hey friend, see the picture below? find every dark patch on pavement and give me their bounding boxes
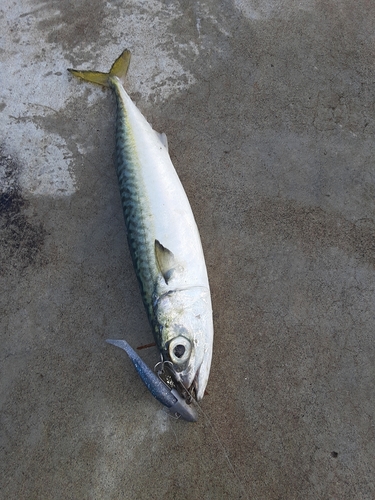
[246,198,375,267]
[0,147,46,275]
[37,0,109,62]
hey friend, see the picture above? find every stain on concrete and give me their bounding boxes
[38,1,108,53]
[245,198,375,267]
[0,147,46,275]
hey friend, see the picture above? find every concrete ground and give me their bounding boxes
[1,0,375,498]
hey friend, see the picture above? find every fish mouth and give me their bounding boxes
[157,360,196,403]
[190,354,212,401]
[190,365,206,401]
[165,361,207,403]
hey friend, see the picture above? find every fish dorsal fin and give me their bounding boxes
[155,239,176,284]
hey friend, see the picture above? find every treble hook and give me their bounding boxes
[106,339,198,422]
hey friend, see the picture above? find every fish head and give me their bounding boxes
[155,286,213,401]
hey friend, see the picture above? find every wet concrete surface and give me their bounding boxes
[1,0,375,498]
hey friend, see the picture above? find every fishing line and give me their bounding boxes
[184,393,250,500]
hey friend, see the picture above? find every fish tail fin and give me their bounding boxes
[68,49,131,87]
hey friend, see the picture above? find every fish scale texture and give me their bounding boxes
[113,83,158,333]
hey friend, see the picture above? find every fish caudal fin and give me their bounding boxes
[68,49,131,87]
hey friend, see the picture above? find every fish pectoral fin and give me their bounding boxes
[155,239,177,284]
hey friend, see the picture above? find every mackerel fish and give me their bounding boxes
[68,50,213,421]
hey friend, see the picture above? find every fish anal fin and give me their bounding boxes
[155,239,176,284]
[159,132,168,150]
[153,131,168,150]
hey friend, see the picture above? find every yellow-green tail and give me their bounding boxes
[68,49,131,86]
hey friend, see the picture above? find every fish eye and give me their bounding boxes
[169,336,192,365]
[173,344,185,358]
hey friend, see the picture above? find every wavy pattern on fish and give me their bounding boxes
[113,91,157,329]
